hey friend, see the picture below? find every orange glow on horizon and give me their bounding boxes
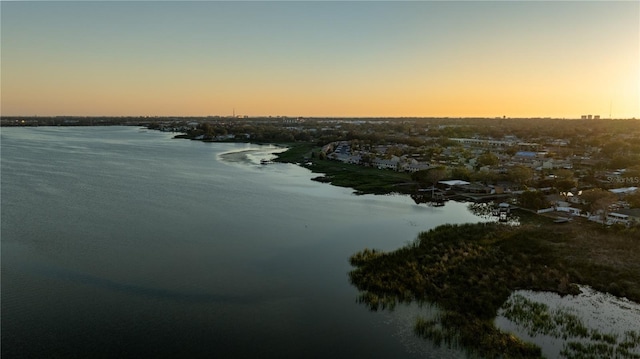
[1,1,638,119]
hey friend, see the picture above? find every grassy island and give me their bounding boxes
[349,215,640,358]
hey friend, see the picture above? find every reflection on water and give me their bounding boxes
[380,303,467,359]
[7,127,635,358]
[2,127,487,358]
[31,263,275,304]
[349,222,552,358]
[496,286,640,359]
[467,202,521,226]
[349,218,640,358]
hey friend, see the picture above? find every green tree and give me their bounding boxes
[199,123,214,136]
[601,140,628,158]
[554,169,574,181]
[518,190,550,210]
[451,166,472,181]
[504,146,518,156]
[472,169,498,185]
[385,146,403,158]
[425,146,443,158]
[477,151,499,167]
[507,166,533,188]
[412,167,448,194]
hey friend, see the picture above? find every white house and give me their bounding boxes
[372,156,400,170]
[405,162,431,173]
[606,212,630,226]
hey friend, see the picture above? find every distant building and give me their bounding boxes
[372,157,400,170]
[281,117,305,124]
[606,212,630,226]
[609,187,638,197]
[514,151,538,158]
[439,180,471,188]
[405,162,431,173]
[616,208,640,226]
[449,138,514,147]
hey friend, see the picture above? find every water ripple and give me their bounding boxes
[32,264,271,305]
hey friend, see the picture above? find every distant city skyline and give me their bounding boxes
[1,1,638,119]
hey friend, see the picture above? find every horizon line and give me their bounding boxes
[2,115,638,120]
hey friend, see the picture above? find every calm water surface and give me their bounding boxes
[2,127,485,358]
[496,286,640,359]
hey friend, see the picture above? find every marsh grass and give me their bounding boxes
[274,144,414,194]
[349,219,640,358]
[307,159,412,194]
[272,142,316,163]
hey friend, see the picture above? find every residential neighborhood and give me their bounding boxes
[3,115,640,226]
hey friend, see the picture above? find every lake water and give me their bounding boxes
[496,286,640,359]
[1,126,486,358]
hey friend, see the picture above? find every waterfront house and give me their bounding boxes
[606,212,630,226]
[405,162,432,173]
[614,208,640,226]
[372,156,400,170]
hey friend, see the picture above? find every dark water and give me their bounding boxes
[1,127,484,358]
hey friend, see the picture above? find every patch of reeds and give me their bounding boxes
[348,220,640,358]
[414,311,542,358]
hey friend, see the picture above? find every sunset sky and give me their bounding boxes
[2,1,638,118]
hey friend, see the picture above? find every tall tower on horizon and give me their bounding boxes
[609,101,612,119]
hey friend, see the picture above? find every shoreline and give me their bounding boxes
[349,219,640,358]
[217,145,287,164]
[164,129,640,356]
